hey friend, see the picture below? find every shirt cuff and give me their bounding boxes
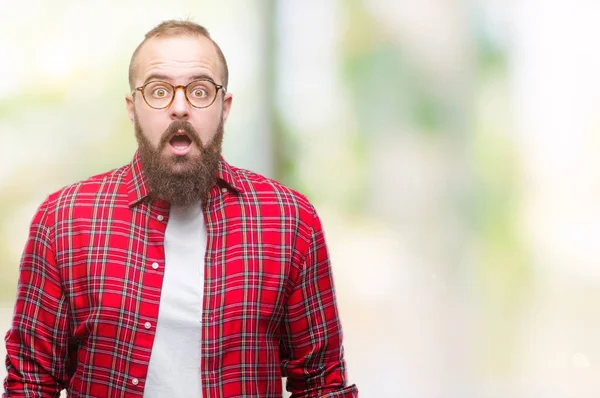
[321,384,359,397]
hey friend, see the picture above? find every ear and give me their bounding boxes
[221,92,233,124]
[125,94,135,124]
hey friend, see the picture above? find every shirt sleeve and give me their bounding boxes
[279,205,358,398]
[3,198,70,397]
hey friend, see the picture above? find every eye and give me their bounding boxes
[152,87,168,98]
[192,88,207,98]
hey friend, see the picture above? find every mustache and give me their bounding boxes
[158,121,203,149]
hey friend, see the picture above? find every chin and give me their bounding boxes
[165,155,198,173]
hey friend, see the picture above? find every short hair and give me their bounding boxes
[128,20,229,91]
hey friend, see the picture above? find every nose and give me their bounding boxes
[169,87,190,120]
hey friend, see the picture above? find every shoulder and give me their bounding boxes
[44,163,130,214]
[24,163,130,240]
[229,165,317,219]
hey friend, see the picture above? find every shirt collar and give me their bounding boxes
[126,150,243,207]
[215,155,243,194]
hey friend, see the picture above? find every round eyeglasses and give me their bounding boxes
[134,79,225,109]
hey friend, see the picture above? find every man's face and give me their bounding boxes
[125,35,233,204]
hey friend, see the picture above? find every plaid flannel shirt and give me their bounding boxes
[4,151,358,397]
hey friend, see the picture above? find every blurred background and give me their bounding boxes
[1,0,600,396]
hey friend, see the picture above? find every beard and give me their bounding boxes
[134,115,224,206]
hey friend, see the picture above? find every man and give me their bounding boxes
[3,20,358,397]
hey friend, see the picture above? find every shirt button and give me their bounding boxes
[221,188,227,193]
[157,215,164,221]
[151,262,159,270]
[144,322,152,330]
[131,378,139,386]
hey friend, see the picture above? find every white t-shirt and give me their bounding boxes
[144,203,206,397]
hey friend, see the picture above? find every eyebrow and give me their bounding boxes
[142,73,218,86]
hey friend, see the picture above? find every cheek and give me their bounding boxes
[192,110,222,139]
[137,112,167,145]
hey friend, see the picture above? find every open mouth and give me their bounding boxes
[168,130,193,155]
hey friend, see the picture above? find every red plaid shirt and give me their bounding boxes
[4,152,357,397]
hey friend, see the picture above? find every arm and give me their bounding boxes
[280,206,358,398]
[3,199,70,397]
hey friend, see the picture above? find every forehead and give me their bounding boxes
[134,35,221,84]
